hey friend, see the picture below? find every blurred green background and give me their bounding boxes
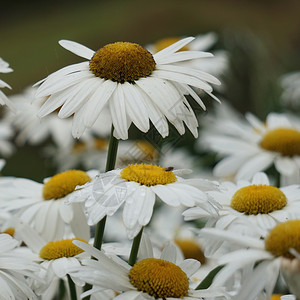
[1,0,300,180]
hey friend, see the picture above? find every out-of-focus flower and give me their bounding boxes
[280,71,300,109]
[0,58,15,110]
[201,112,300,181]
[0,169,98,241]
[0,233,41,299]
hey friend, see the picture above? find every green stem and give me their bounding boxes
[105,126,119,172]
[58,278,66,299]
[128,227,144,266]
[93,216,107,251]
[195,266,223,290]
[67,274,77,300]
[275,169,281,188]
[93,126,119,251]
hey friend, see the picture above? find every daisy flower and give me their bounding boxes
[0,169,98,241]
[0,57,15,110]
[15,221,88,299]
[184,172,300,237]
[69,239,228,299]
[35,37,221,140]
[68,163,219,239]
[202,112,300,181]
[0,233,41,299]
[198,220,300,300]
[147,32,228,78]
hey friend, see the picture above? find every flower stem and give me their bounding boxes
[105,126,119,172]
[275,169,281,188]
[67,274,77,300]
[93,126,119,251]
[195,265,223,290]
[128,227,144,266]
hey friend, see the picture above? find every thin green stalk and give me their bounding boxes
[67,274,77,300]
[195,266,223,290]
[93,216,107,251]
[128,227,144,266]
[58,278,66,299]
[93,125,119,251]
[105,125,119,172]
[275,169,281,188]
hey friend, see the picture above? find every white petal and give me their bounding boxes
[59,40,95,60]
[83,79,117,128]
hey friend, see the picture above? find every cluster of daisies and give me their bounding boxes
[0,32,299,300]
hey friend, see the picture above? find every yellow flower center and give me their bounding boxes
[43,170,91,200]
[3,227,15,237]
[135,140,158,161]
[175,239,206,264]
[271,295,283,300]
[120,164,177,186]
[72,138,108,154]
[129,258,189,299]
[265,220,300,258]
[260,128,300,156]
[230,185,287,215]
[94,138,108,150]
[72,141,87,153]
[89,42,156,83]
[154,37,189,53]
[39,238,87,260]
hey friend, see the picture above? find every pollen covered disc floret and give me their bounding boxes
[265,220,300,258]
[120,163,177,186]
[260,128,300,156]
[43,169,91,200]
[230,184,287,215]
[89,42,156,83]
[39,238,87,260]
[129,258,189,299]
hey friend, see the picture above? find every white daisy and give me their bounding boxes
[184,172,300,237]
[15,221,88,300]
[280,71,300,109]
[0,233,41,299]
[68,163,219,239]
[147,32,228,78]
[35,37,221,140]
[0,169,98,241]
[202,112,300,181]
[70,239,228,299]
[198,220,300,300]
[0,57,15,110]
